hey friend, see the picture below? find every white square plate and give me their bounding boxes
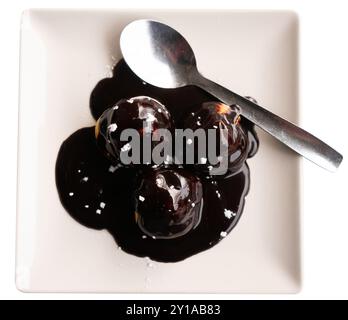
[16,9,300,293]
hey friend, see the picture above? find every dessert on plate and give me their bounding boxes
[55,59,259,262]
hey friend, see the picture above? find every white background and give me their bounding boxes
[1,0,347,299]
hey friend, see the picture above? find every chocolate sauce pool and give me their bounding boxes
[55,59,259,262]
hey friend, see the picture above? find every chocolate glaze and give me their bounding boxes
[180,102,250,176]
[135,168,204,240]
[55,59,259,262]
[95,96,174,166]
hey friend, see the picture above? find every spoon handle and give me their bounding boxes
[193,75,343,172]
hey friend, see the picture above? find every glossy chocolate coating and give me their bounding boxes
[95,96,173,165]
[135,168,203,239]
[181,101,249,175]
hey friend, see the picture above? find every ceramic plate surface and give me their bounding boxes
[17,9,300,293]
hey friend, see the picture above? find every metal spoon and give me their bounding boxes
[120,19,343,171]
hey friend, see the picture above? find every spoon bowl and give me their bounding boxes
[120,19,197,88]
